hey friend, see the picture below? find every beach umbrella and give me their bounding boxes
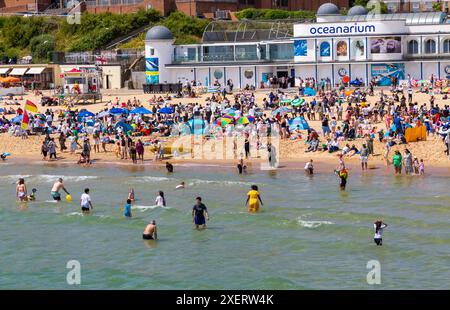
[78,110,95,118]
[223,108,236,114]
[304,87,316,96]
[114,121,133,133]
[291,98,305,107]
[158,107,174,114]
[289,117,310,130]
[36,113,46,121]
[215,117,232,127]
[130,107,152,115]
[236,116,255,125]
[110,108,127,115]
[280,98,292,104]
[2,76,20,83]
[223,113,235,119]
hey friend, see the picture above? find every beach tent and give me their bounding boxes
[0,108,6,113]
[130,107,152,115]
[289,117,310,130]
[304,88,316,96]
[272,106,292,116]
[158,107,174,114]
[11,115,23,123]
[110,108,128,115]
[97,111,110,118]
[188,118,208,135]
[405,125,427,142]
[114,121,133,133]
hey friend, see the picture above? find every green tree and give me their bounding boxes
[432,2,442,12]
[30,34,56,62]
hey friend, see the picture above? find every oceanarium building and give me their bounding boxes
[144,3,450,88]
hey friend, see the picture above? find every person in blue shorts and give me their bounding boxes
[192,196,209,229]
[124,199,132,218]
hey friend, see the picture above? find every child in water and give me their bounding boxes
[124,199,132,218]
[27,188,37,201]
[245,185,263,212]
[419,159,425,175]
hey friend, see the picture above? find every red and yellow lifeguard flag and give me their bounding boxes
[25,100,38,113]
[21,110,29,130]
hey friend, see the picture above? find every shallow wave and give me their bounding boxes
[2,175,32,182]
[132,205,170,211]
[297,218,334,228]
[38,175,98,183]
[66,212,83,216]
[134,176,173,183]
[189,179,254,186]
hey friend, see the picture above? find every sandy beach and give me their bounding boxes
[1,88,449,172]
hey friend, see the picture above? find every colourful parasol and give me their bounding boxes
[215,117,232,127]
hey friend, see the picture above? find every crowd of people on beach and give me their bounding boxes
[1,76,448,171]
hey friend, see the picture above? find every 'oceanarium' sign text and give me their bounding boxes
[294,21,407,37]
[310,24,375,35]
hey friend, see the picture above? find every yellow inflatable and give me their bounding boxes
[66,194,72,202]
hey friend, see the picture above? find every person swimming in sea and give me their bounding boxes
[166,162,174,173]
[245,185,263,212]
[192,196,209,229]
[124,199,132,218]
[143,220,157,240]
[373,220,388,246]
[175,181,185,190]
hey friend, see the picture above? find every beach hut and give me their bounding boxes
[289,117,310,130]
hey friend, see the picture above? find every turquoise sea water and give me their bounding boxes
[0,163,449,289]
